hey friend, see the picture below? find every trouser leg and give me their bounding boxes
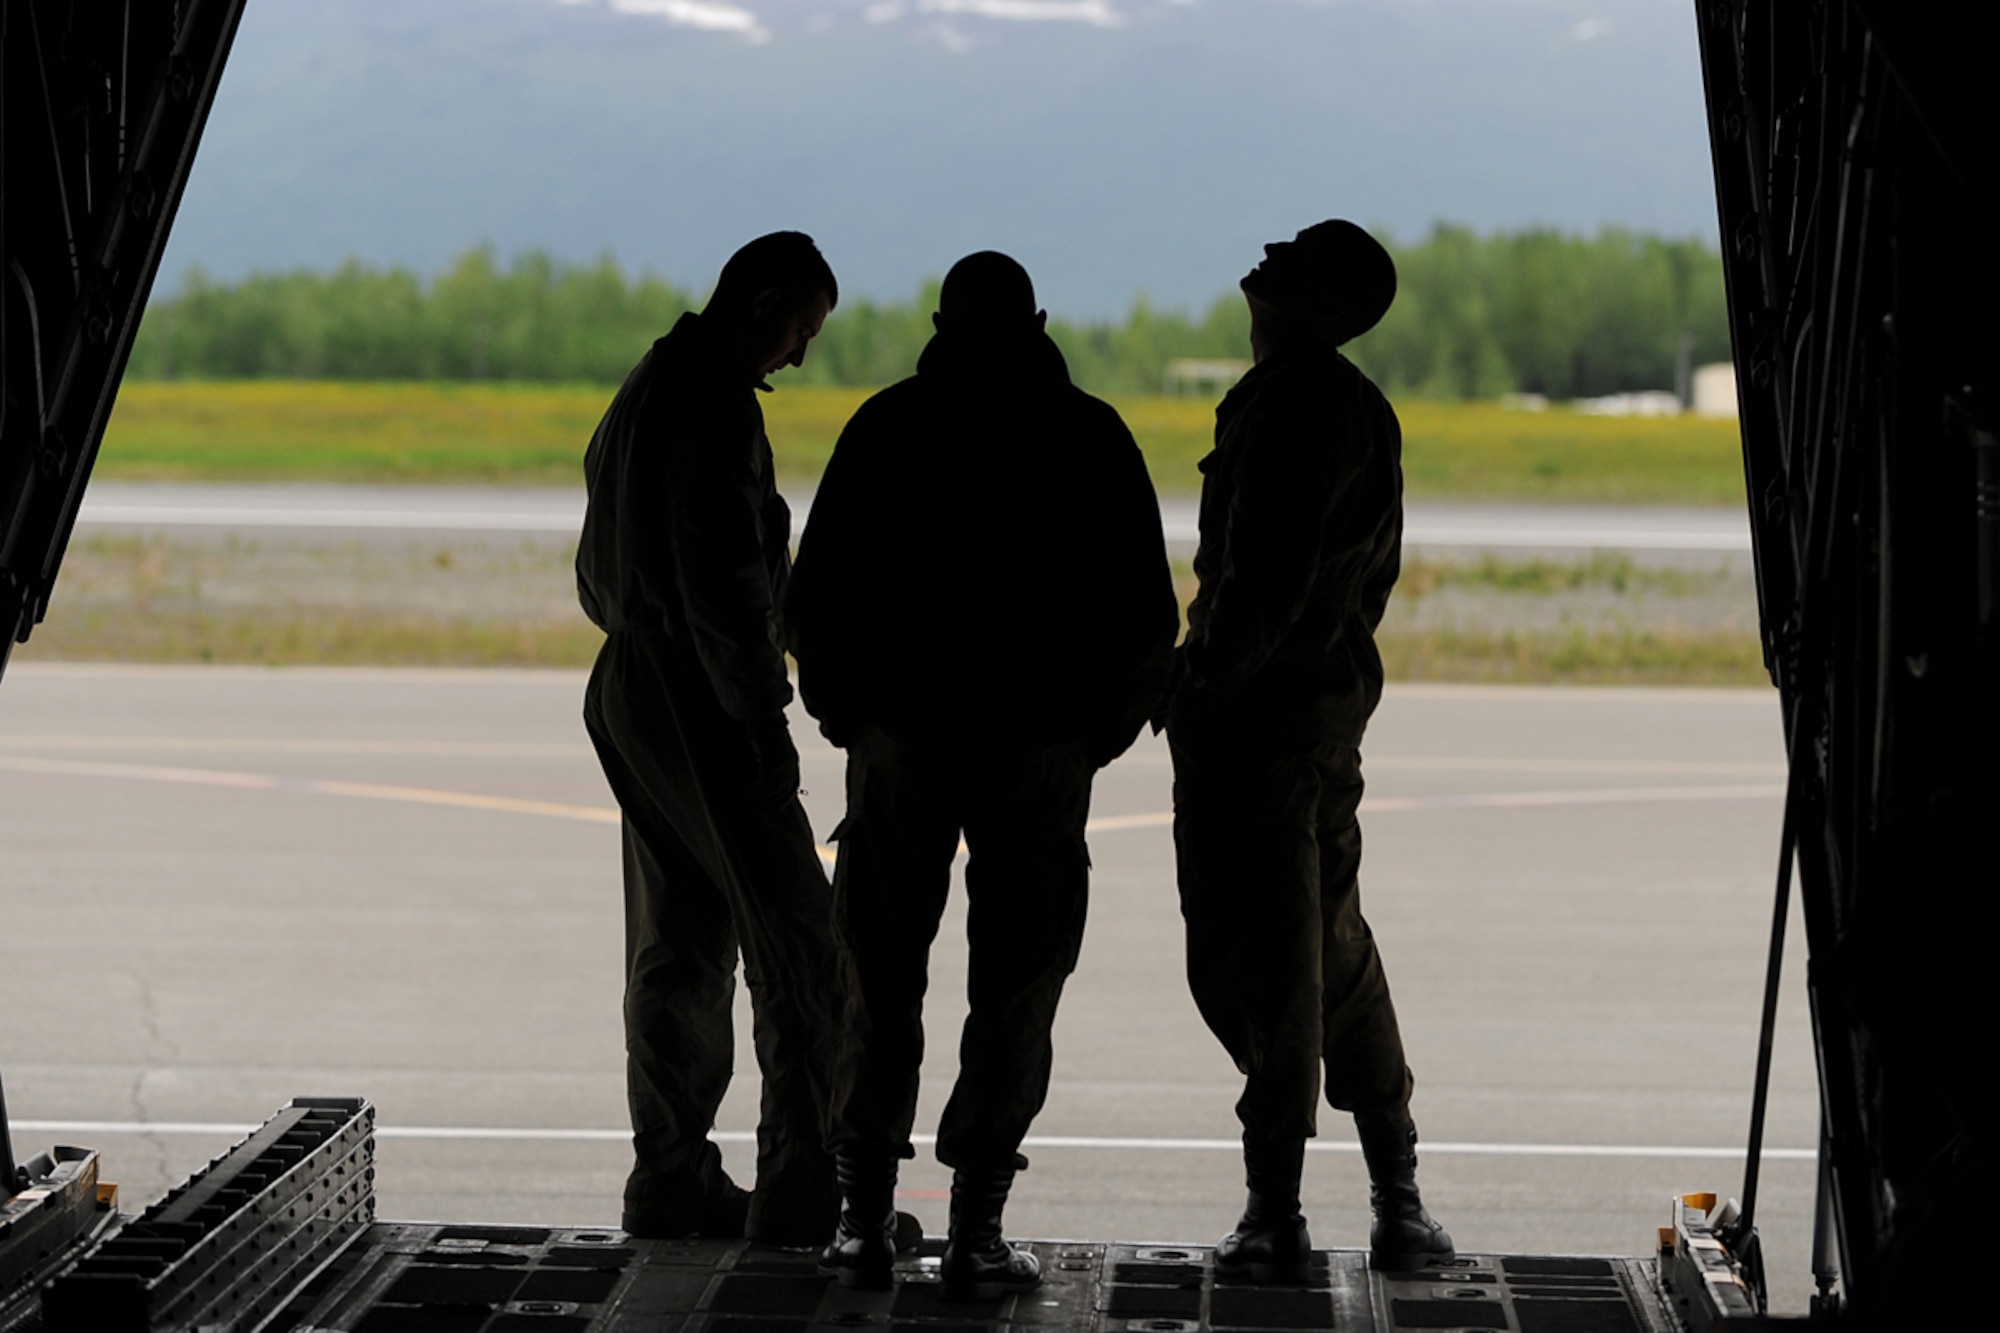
[1309,744,1446,1268]
[936,746,1094,1171]
[1316,744,1414,1120]
[588,646,741,1214]
[614,793,740,1212]
[1171,722,1325,1147]
[828,735,958,1161]
[714,790,842,1216]
[587,635,840,1225]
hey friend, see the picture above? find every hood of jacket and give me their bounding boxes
[915,325,1072,386]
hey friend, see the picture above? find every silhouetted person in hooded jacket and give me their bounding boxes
[788,251,1177,1298]
[1166,221,1453,1280]
[577,230,841,1247]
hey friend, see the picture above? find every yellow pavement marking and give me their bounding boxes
[1364,756,1785,777]
[10,1118,1815,1161]
[1360,782,1784,810]
[1079,782,1782,831]
[0,754,278,790]
[0,754,618,824]
[0,734,592,757]
[0,752,841,863]
[1108,751,1784,776]
[0,754,1780,871]
[0,734,1781,777]
[1085,811,1175,832]
[311,777,621,823]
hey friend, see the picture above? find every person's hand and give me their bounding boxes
[1150,646,1189,734]
[744,714,802,808]
[817,712,859,749]
[1086,728,1132,770]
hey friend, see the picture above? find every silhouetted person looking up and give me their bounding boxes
[577,230,844,1247]
[788,251,1178,1298]
[1165,221,1454,1280]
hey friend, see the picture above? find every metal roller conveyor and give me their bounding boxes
[38,1097,374,1333]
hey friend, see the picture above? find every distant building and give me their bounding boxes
[1163,358,1251,397]
[1574,390,1684,417]
[1692,362,1738,418]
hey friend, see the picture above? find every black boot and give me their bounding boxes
[621,1180,748,1239]
[1214,1136,1311,1283]
[941,1165,1041,1301]
[747,1169,840,1249]
[621,1151,749,1239]
[819,1150,899,1290]
[1357,1116,1454,1271]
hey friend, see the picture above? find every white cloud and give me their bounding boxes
[917,0,1123,28]
[933,21,977,52]
[1573,18,1611,42]
[560,0,773,43]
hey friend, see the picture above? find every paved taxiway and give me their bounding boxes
[76,481,1751,560]
[0,665,1822,1309]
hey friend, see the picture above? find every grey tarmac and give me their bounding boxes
[0,665,1821,1311]
[77,481,1750,560]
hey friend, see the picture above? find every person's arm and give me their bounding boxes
[1184,377,1362,690]
[665,396,794,723]
[785,405,878,745]
[1081,409,1181,764]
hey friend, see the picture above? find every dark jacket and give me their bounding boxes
[1179,344,1402,740]
[576,311,795,723]
[787,327,1178,761]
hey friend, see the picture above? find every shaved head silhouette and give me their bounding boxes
[938,251,1039,330]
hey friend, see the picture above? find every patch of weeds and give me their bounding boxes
[80,533,205,608]
[17,610,605,668]
[1380,625,1768,687]
[16,604,1766,686]
[1397,552,1726,603]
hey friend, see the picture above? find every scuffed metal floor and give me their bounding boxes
[270,1223,1683,1331]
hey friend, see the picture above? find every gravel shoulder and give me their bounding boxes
[23,516,1767,685]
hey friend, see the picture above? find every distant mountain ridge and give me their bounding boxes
[167,0,1717,316]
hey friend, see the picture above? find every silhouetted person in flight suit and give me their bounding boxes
[788,251,1178,1298]
[577,231,842,1246]
[1166,221,1453,1279]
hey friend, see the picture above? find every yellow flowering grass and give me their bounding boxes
[100,381,1745,503]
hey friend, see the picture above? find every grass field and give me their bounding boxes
[25,533,1769,686]
[19,600,1768,684]
[98,381,1749,503]
[20,611,1768,686]
[20,604,1768,686]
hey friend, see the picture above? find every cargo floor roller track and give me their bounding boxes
[4,1100,1715,1332]
[267,1225,1686,1333]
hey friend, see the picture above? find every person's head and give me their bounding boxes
[704,231,839,376]
[1240,220,1396,354]
[933,250,1047,339]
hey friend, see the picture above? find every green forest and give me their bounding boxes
[123,224,1731,401]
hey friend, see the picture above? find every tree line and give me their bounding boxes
[123,225,1730,401]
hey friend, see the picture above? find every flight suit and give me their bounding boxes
[577,312,839,1232]
[1168,344,1414,1151]
[787,327,1178,1172]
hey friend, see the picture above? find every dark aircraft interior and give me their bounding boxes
[2,3,1994,1328]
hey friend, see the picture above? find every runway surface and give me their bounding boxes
[0,665,1821,1309]
[77,481,1751,558]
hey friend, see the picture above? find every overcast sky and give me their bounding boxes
[163,0,1719,315]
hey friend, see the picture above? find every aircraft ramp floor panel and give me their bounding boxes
[268,1224,1684,1332]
